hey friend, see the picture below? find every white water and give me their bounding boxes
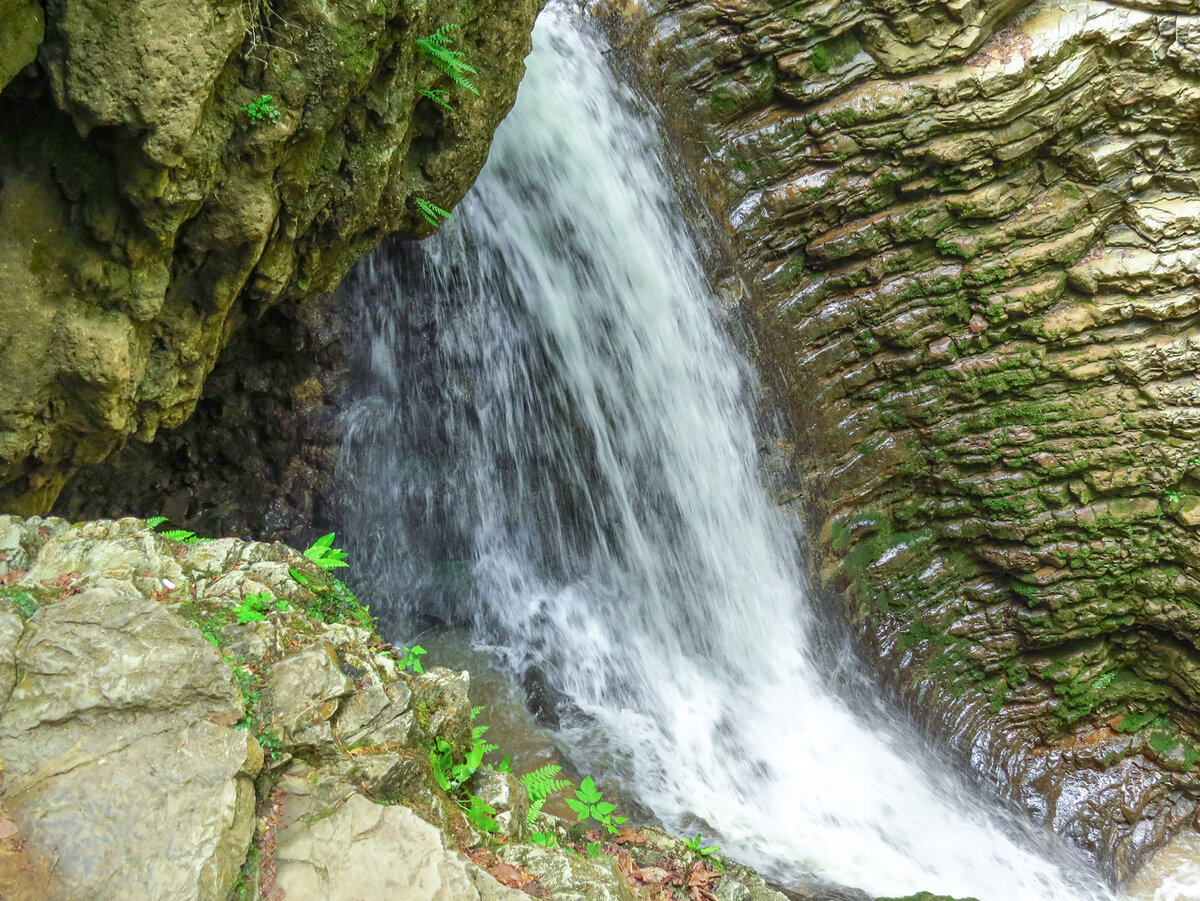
[340,6,1123,899]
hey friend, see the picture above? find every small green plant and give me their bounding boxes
[396,645,427,673]
[1165,490,1184,504]
[519,763,573,829]
[429,706,499,793]
[234,591,289,623]
[419,87,454,111]
[566,775,626,834]
[460,793,501,834]
[240,94,280,127]
[415,197,453,227]
[415,25,478,95]
[530,830,557,847]
[303,533,349,570]
[148,517,212,544]
[684,833,720,857]
[229,656,283,759]
[289,538,374,628]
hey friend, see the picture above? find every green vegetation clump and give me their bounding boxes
[239,94,280,128]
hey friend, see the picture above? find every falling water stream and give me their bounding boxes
[338,5,1145,899]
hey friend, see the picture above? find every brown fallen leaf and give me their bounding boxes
[687,862,721,901]
[490,861,535,888]
[0,569,25,587]
[612,827,649,845]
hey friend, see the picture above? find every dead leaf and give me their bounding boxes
[0,569,25,587]
[613,828,648,845]
[687,862,721,901]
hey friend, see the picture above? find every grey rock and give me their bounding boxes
[273,784,527,901]
[0,586,261,901]
[267,641,354,757]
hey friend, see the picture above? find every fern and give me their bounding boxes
[419,87,454,111]
[519,764,573,829]
[415,24,479,95]
[415,197,453,226]
[160,528,200,544]
[146,516,168,529]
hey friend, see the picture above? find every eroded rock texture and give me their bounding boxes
[0,0,539,514]
[623,0,1200,882]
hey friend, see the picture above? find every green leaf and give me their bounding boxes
[576,776,602,804]
[289,567,310,586]
[146,516,168,529]
[160,529,196,542]
[565,798,589,819]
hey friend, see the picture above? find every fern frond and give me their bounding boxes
[470,705,485,721]
[419,88,454,111]
[146,516,168,529]
[415,25,479,95]
[519,764,573,803]
[160,529,197,542]
[415,197,453,226]
[526,796,545,829]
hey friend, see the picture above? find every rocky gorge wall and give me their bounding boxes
[0,0,538,515]
[613,0,1200,883]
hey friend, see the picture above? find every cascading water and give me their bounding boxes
[339,5,1125,899]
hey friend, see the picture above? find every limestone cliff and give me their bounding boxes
[0,0,539,514]
[616,0,1200,881]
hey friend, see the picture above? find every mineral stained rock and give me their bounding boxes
[622,0,1200,881]
[0,0,539,514]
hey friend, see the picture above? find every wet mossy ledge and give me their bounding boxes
[0,515,972,901]
[0,0,539,516]
[611,0,1200,880]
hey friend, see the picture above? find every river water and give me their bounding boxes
[337,5,1140,899]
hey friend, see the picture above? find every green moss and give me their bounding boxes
[810,32,862,74]
[811,43,831,72]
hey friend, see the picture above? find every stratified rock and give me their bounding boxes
[617,0,1200,880]
[0,0,540,514]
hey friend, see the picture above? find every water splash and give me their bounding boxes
[340,6,1119,899]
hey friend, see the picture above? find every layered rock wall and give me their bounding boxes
[0,0,539,514]
[621,0,1200,880]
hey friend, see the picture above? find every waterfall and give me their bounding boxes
[339,5,1120,899]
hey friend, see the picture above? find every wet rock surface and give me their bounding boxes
[616,0,1200,880]
[0,0,540,514]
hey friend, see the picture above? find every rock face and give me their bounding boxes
[0,0,539,515]
[617,0,1200,880]
[0,515,957,901]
